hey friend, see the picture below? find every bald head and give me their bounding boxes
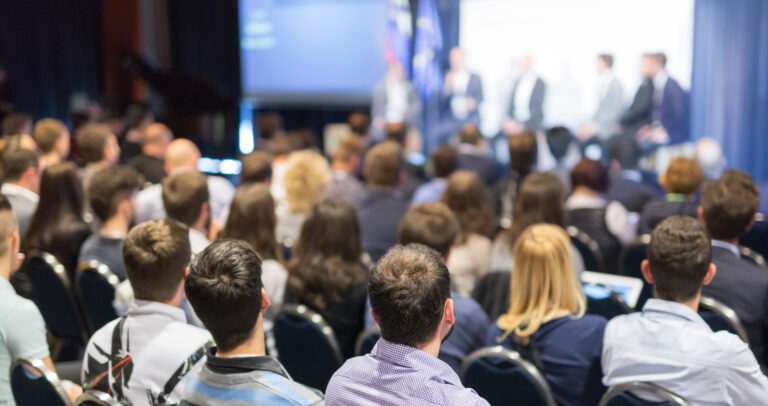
[165,139,201,173]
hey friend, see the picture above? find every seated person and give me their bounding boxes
[77,124,121,195]
[638,157,703,234]
[456,125,502,186]
[494,130,536,228]
[699,170,768,367]
[128,123,172,185]
[239,150,272,185]
[605,137,661,213]
[488,224,606,406]
[82,219,212,405]
[602,216,768,404]
[162,171,212,254]
[326,244,489,405]
[411,145,458,205]
[1,147,40,237]
[33,118,70,167]
[79,165,143,280]
[181,240,323,405]
[544,126,577,194]
[275,150,330,245]
[326,135,366,203]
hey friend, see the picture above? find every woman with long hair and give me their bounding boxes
[489,224,606,406]
[276,149,330,246]
[284,198,367,359]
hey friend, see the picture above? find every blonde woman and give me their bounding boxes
[487,224,606,406]
[276,150,330,245]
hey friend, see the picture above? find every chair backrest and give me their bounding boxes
[471,270,512,321]
[461,346,557,406]
[75,390,121,406]
[584,283,631,320]
[274,304,342,391]
[354,326,381,356]
[600,382,688,406]
[10,358,74,406]
[24,251,89,346]
[76,261,119,331]
[620,235,653,310]
[740,213,768,261]
[698,296,749,343]
[568,226,605,273]
[739,245,767,267]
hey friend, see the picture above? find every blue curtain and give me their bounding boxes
[691,0,768,183]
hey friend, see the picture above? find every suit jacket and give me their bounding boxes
[638,198,699,234]
[702,245,768,367]
[605,174,661,213]
[620,79,653,136]
[371,80,422,128]
[593,76,624,138]
[507,77,546,132]
[354,187,410,262]
[457,153,503,186]
[440,72,484,124]
[659,78,689,144]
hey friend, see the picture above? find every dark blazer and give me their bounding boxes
[638,198,699,234]
[605,175,662,213]
[659,78,689,144]
[457,153,503,186]
[702,245,768,367]
[128,153,166,185]
[620,79,653,137]
[354,187,410,262]
[507,77,546,132]
[440,72,484,124]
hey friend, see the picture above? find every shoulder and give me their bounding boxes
[0,293,44,325]
[207,175,235,192]
[137,184,161,200]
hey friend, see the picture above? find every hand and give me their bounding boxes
[207,220,223,242]
[465,97,477,112]
[636,125,653,141]
[502,119,524,136]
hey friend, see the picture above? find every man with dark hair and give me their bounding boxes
[0,148,40,236]
[545,126,576,192]
[0,113,31,137]
[82,219,212,406]
[78,166,143,281]
[77,123,121,192]
[327,244,489,405]
[456,125,502,186]
[494,131,538,226]
[240,150,272,185]
[128,122,173,185]
[699,170,768,366]
[181,240,323,405]
[33,118,70,166]
[602,216,768,403]
[605,137,661,212]
[162,171,212,254]
[412,145,458,204]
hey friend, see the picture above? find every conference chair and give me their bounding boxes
[740,213,768,261]
[274,304,343,391]
[10,358,73,406]
[354,326,381,356]
[461,346,556,406]
[76,261,120,331]
[698,296,749,343]
[620,235,653,310]
[739,245,767,267]
[75,390,121,406]
[471,270,512,320]
[599,382,688,406]
[568,226,605,273]
[24,251,90,360]
[584,283,631,320]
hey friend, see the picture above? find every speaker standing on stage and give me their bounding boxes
[504,55,546,135]
[371,61,422,139]
[440,47,483,130]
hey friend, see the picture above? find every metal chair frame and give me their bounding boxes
[699,296,750,343]
[599,382,688,406]
[354,326,381,356]
[568,226,606,273]
[75,260,120,330]
[75,389,121,406]
[738,245,767,267]
[278,304,343,365]
[10,358,74,406]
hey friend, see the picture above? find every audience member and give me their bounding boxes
[162,171,212,254]
[602,216,768,403]
[385,122,427,198]
[456,125,502,186]
[326,135,366,203]
[638,157,703,234]
[326,244,489,405]
[441,171,494,297]
[356,141,410,262]
[82,219,212,405]
[276,150,330,245]
[77,124,121,193]
[239,150,272,185]
[33,118,70,166]
[699,170,768,366]
[1,148,40,237]
[490,224,606,406]
[411,145,458,205]
[1,113,31,137]
[545,126,577,193]
[119,103,154,162]
[605,137,661,213]
[348,111,372,140]
[78,166,143,281]
[182,240,323,405]
[695,137,726,179]
[128,122,172,184]
[567,158,635,272]
[494,130,537,228]
[284,199,367,359]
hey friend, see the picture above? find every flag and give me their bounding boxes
[412,0,443,99]
[386,0,412,75]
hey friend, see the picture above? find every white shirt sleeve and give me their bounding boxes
[605,201,637,246]
[724,335,768,404]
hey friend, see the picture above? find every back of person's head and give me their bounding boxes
[89,166,143,223]
[497,224,585,339]
[0,195,18,259]
[695,137,725,177]
[432,145,458,179]
[2,147,39,183]
[545,126,573,162]
[505,172,566,247]
[598,54,614,68]
[610,137,643,170]
[385,122,408,146]
[33,118,68,154]
[124,103,154,131]
[162,171,209,226]
[240,150,272,184]
[23,162,84,249]
[571,157,609,193]
[221,183,280,261]
[369,244,451,347]
[77,124,115,164]
[364,141,402,188]
[123,219,191,302]
[164,139,201,172]
[441,171,495,241]
[398,202,458,258]
[283,150,330,213]
[701,170,759,241]
[143,123,173,147]
[257,112,283,140]
[459,125,483,146]
[508,131,537,174]
[647,216,711,301]
[332,135,364,165]
[660,157,703,195]
[1,113,32,136]
[348,112,371,137]
[186,239,264,352]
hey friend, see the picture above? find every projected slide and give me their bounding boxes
[240,0,389,104]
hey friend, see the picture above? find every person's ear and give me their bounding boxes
[702,263,717,286]
[184,266,190,277]
[444,298,455,326]
[697,206,704,223]
[22,166,35,182]
[261,288,271,310]
[641,260,654,284]
[200,201,210,221]
[369,308,379,326]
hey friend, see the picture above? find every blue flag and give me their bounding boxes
[386,0,412,75]
[412,0,443,99]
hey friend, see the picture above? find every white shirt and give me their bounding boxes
[385,80,409,123]
[565,195,637,246]
[188,228,210,255]
[261,259,288,321]
[446,233,492,297]
[602,299,768,405]
[0,183,38,204]
[513,73,537,122]
[652,71,669,108]
[135,174,235,224]
[450,69,471,119]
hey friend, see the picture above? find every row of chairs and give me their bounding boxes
[10,358,118,406]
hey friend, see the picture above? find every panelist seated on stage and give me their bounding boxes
[503,55,546,135]
[577,54,624,142]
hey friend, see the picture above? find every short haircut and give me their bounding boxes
[508,131,537,173]
[77,124,113,164]
[1,113,31,136]
[701,170,760,241]
[610,137,643,170]
[2,148,39,181]
[369,244,451,347]
[88,166,143,222]
[0,195,17,258]
[662,157,703,195]
[364,141,401,187]
[332,136,364,164]
[545,126,573,161]
[648,216,711,301]
[240,150,273,184]
[186,239,264,352]
[653,52,667,67]
[123,219,191,302]
[432,145,458,178]
[257,112,283,140]
[398,203,458,257]
[598,54,614,68]
[571,158,609,193]
[33,119,67,154]
[385,122,407,145]
[162,171,209,226]
[348,112,371,136]
[459,125,483,145]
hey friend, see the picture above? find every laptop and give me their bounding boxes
[581,271,644,309]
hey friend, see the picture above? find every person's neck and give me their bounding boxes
[41,152,61,166]
[331,161,351,173]
[101,216,129,237]
[572,186,601,198]
[217,321,266,357]
[191,217,207,233]
[143,145,164,159]
[0,256,11,281]
[416,337,441,358]
[717,238,740,247]
[668,295,700,313]
[5,179,35,194]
